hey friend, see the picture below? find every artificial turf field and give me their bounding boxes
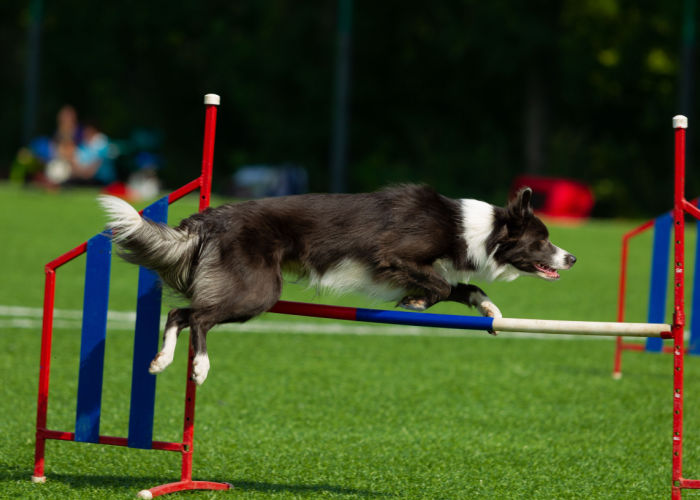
[2,183,700,499]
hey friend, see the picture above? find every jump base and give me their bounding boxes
[137,481,232,499]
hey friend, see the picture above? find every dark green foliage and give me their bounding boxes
[0,1,695,214]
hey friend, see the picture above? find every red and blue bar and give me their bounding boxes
[269,300,494,331]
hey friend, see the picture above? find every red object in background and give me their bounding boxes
[511,175,594,219]
[100,181,135,200]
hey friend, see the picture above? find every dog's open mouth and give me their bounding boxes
[534,263,560,280]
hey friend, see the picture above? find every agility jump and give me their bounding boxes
[614,196,700,377]
[32,94,232,498]
[31,95,695,498]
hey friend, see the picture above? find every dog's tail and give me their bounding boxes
[98,195,199,295]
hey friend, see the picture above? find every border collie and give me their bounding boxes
[99,185,575,385]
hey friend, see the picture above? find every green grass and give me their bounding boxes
[1,182,699,499]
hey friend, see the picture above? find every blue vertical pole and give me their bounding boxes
[128,196,168,448]
[75,232,111,443]
[646,213,673,352]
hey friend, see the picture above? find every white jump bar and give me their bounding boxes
[492,318,672,338]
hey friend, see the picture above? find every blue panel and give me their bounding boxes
[128,196,168,449]
[690,201,700,355]
[646,214,672,352]
[75,233,112,443]
[356,308,494,331]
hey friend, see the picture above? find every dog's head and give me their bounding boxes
[493,187,576,281]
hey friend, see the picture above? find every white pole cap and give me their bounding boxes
[673,115,688,129]
[204,94,221,106]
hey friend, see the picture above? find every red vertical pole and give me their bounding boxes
[32,267,57,482]
[179,93,219,484]
[672,115,688,499]
[617,235,631,325]
[198,93,218,212]
[613,235,631,379]
[613,338,623,379]
[181,348,197,482]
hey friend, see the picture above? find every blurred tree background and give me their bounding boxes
[0,0,696,216]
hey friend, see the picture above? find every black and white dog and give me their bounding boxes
[100,185,575,385]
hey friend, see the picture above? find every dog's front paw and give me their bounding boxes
[478,300,502,319]
[149,351,173,374]
[477,300,502,336]
[398,296,429,311]
[191,353,210,386]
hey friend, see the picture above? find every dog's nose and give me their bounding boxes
[565,254,577,267]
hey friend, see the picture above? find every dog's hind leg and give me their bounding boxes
[187,265,284,385]
[149,308,191,374]
[188,311,214,386]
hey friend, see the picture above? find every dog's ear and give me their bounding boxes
[507,187,534,220]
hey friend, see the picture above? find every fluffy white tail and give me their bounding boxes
[98,195,200,295]
[98,195,144,242]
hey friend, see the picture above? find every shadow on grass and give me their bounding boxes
[3,464,170,491]
[4,464,390,498]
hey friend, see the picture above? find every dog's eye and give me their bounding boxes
[530,240,547,251]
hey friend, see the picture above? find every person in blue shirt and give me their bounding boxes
[67,120,116,185]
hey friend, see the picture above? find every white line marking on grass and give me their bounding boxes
[0,304,660,342]
[0,304,136,321]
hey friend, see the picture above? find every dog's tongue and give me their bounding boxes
[536,264,560,279]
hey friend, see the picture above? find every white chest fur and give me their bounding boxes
[433,199,522,284]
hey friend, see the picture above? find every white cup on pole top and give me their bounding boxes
[204,94,220,106]
[673,115,688,129]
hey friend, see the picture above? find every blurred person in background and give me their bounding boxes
[43,104,82,184]
[63,119,116,186]
[11,104,83,185]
